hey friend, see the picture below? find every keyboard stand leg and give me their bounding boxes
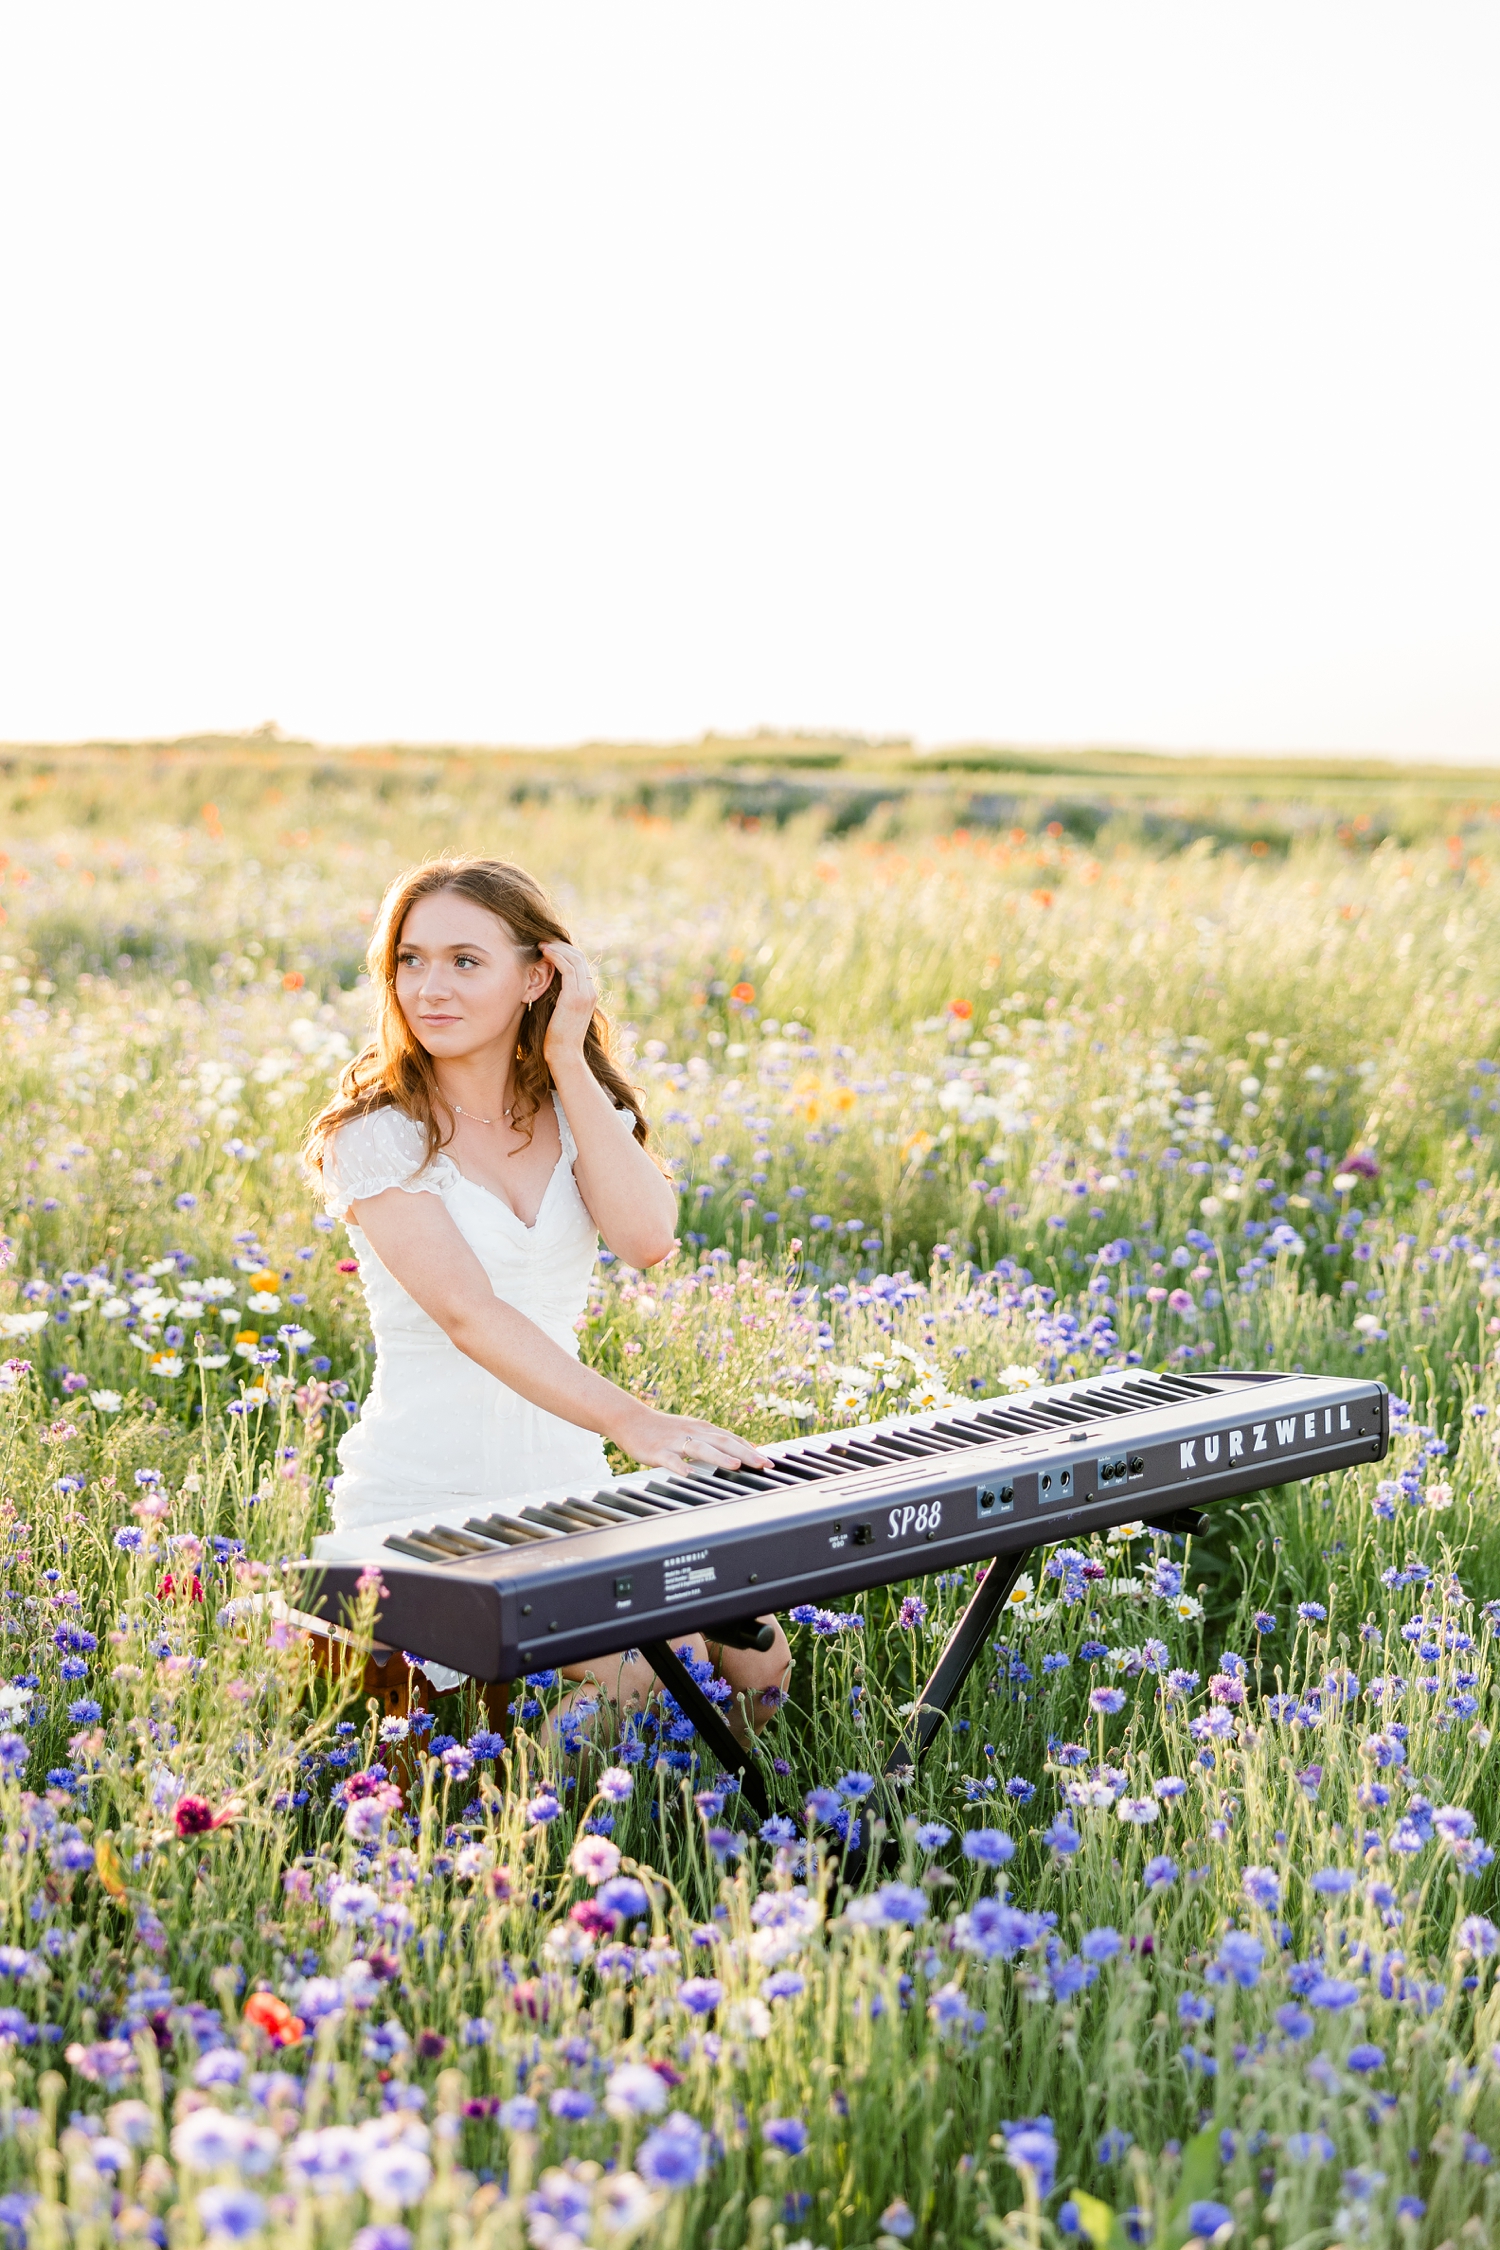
[641,1638,773,1822]
[884,1550,1032,1778]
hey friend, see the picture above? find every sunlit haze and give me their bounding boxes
[1,6,1496,759]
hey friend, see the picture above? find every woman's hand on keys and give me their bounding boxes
[621,1408,768,1476]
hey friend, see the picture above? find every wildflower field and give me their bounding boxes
[5,740,1500,2250]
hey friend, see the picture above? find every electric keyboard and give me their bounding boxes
[303,1366,1387,1683]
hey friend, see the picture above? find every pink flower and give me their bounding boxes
[1167,1289,1196,1317]
[570,1834,622,1886]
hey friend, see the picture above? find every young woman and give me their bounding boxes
[302,855,790,1738]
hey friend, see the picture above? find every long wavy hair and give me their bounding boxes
[302,857,649,1185]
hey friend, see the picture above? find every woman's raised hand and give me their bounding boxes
[538,941,600,1068]
[621,1408,769,1476]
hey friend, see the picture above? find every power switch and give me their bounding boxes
[613,1576,633,1599]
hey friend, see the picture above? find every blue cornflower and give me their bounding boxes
[961,1829,1015,1868]
[912,1821,952,1851]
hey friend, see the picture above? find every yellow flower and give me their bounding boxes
[234,1330,260,1346]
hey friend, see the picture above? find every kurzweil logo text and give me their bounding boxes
[1178,1404,1358,1471]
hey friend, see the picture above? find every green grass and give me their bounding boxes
[0,747,1498,2247]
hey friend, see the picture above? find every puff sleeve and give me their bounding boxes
[321,1110,457,1218]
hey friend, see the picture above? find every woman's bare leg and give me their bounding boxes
[548,1616,792,1750]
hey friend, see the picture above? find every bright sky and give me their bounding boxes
[1,7,1497,761]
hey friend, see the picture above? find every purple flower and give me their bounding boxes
[1143,1856,1178,1890]
[596,1876,649,1924]
[761,2116,809,2157]
[637,2112,710,2191]
[1216,1931,1264,1988]
[865,1883,928,1926]
[548,2088,595,2123]
[195,2188,265,2240]
[836,1772,876,1801]
[955,1897,1052,1959]
[1186,2204,1231,2238]
[1089,1687,1126,1717]
[498,2098,539,2132]
[1252,1610,1277,1634]
[1298,1602,1328,1624]
[113,1528,144,1554]
[1312,1868,1356,1896]
[912,1821,952,1851]
[961,1828,1015,1868]
[677,1977,724,2016]
[1241,1866,1281,1911]
[1002,2117,1058,2198]
[762,1971,805,2002]
[1285,2131,1336,2163]
[1347,2043,1385,2073]
[1276,2004,1313,2040]
[1309,1978,1359,2011]
[1080,1927,1121,1963]
[897,1597,927,1629]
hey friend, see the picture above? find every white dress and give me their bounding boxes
[317,1095,631,1683]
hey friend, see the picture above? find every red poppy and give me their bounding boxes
[244,1991,305,2047]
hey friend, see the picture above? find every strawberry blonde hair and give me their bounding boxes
[303,856,648,1181]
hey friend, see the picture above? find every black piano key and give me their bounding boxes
[759,1453,842,1480]
[644,1477,721,1506]
[859,1434,943,1461]
[462,1517,536,1547]
[541,1501,621,1530]
[521,1504,597,1534]
[579,1489,664,1520]
[637,1479,703,1507]
[422,1525,502,1556]
[931,1419,1004,1445]
[825,1441,896,1468]
[558,1495,641,1524]
[673,1468,752,1498]
[468,1512,560,1543]
[384,1533,456,1562]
